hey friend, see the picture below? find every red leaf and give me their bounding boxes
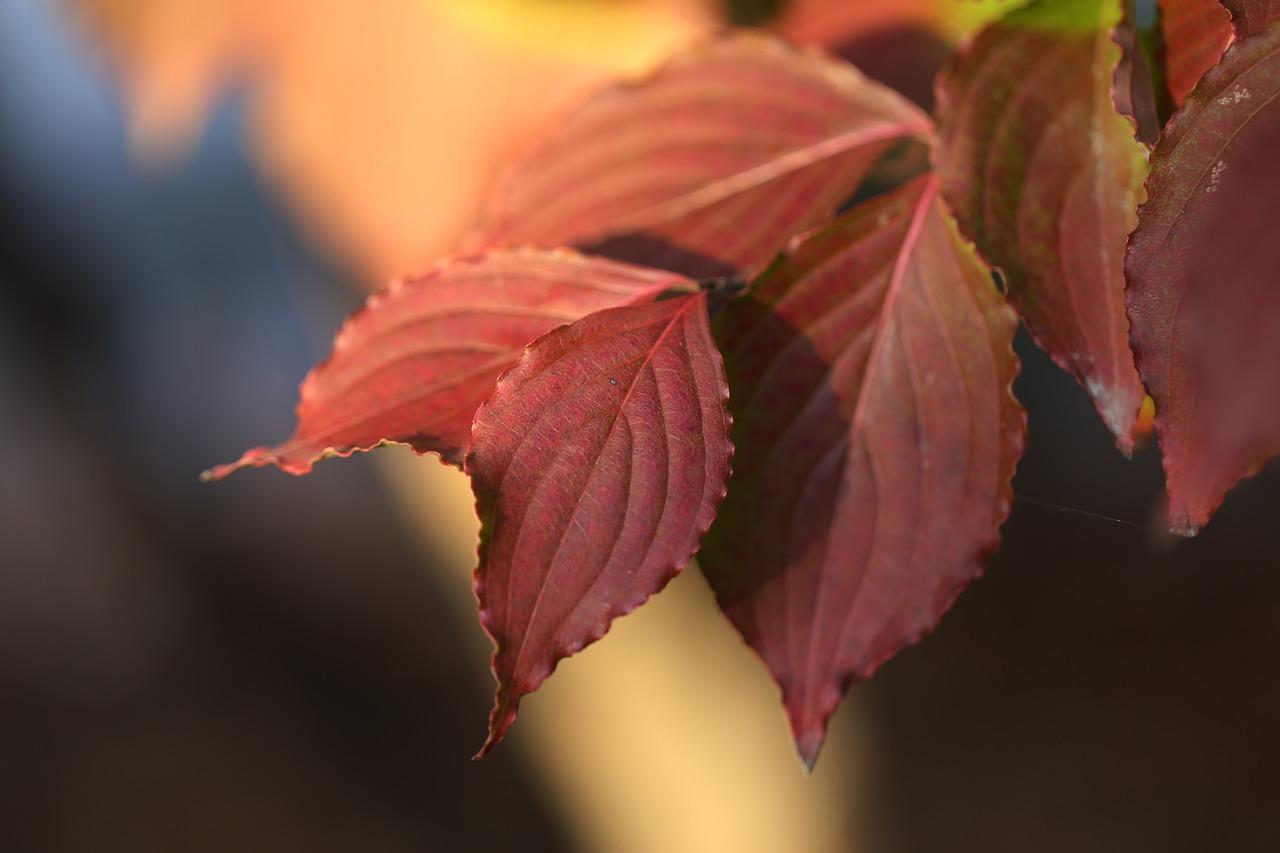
[476,32,933,278]
[1222,0,1280,36]
[1126,23,1280,535]
[935,0,1148,453]
[466,292,732,756]
[203,249,689,479]
[1160,0,1235,107]
[699,176,1023,768]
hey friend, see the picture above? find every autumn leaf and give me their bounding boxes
[477,32,933,278]
[1125,20,1280,535]
[935,0,1148,453]
[466,292,732,755]
[1222,0,1280,35]
[203,249,691,479]
[699,176,1023,768]
[1159,0,1235,108]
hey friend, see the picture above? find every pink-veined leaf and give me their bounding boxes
[1222,0,1280,35]
[935,0,1148,452]
[476,31,933,278]
[1125,22,1280,535]
[699,176,1023,768]
[203,249,691,479]
[1159,0,1235,107]
[466,292,732,756]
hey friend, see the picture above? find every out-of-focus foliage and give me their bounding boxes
[73,0,717,282]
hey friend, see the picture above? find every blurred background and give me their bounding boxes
[2,0,1279,850]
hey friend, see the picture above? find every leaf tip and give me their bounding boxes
[1082,374,1145,458]
[474,691,520,760]
[793,727,827,773]
[1166,506,1203,539]
[199,446,292,482]
[786,695,833,772]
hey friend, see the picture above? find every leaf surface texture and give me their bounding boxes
[467,292,733,754]
[936,0,1148,451]
[701,177,1023,766]
[205,249,688,478]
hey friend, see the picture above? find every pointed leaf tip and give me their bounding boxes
[205,249,690,481]
[200,446,310,482]
[1127,24,1280,533]
[467,292,732,753]
[792,712,829,772]
[701,177,1023,766]
[473,693,519,760]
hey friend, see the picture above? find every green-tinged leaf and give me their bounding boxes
[935,0,1148,452]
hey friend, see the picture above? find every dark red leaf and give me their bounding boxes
[467,292,732,756]
[699,176,1023,768]
[1114,1,1162,143]
[1159,0,1235,107]
[476,32,933,278]
[935,0,1149,453]
[1222,0,1280,35]
[203,249,689,479]
[1126,22,1280,535]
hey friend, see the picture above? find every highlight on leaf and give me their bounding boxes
[934,0,1148,453]
[466,292,732,756]
[477,31,933,278]
[1159,0,1235,108]
[203,249,692,480]
[699,176,1024,768]
[1126,19,1280,535]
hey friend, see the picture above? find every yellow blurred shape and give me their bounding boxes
[71,0,1017,285]
[380,451,872,853]
[441,0,714,62]
[1134,394,1157,448]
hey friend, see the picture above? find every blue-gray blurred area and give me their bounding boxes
[0,2,567,850]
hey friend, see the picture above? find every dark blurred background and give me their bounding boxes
[2,1,1278,851]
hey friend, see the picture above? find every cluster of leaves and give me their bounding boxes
[208,0,1280,767]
